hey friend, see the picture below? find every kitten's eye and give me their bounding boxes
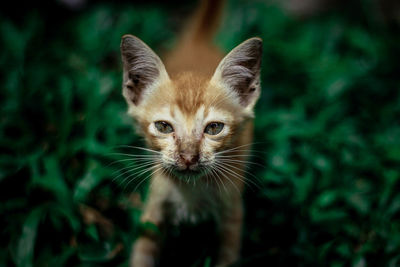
[204,122,224,135]
[154,121,174,134]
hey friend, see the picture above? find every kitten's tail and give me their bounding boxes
[183,0,225,43]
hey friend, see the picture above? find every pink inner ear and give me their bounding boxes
[216,38,262,107]
[121,35,164,105]
[130,73,140,86]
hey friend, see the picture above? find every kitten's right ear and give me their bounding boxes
[120,35,169,105]
[211,37,262,110]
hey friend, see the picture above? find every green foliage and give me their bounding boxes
[1,0,399,266]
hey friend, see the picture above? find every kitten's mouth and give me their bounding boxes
[172,168,202,179]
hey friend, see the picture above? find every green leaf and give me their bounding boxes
[73,161,103,202]
[30,156,71,206]
[13,207,45,267]
[203,257,212,267]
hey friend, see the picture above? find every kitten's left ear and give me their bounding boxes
[211,37,262,110]
[120,35,169,106]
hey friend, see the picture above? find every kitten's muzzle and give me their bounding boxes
[179,152,199,170]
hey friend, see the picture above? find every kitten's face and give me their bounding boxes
[131,74,249,177]
[120,35,262,179]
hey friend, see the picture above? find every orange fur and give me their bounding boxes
[120,0,262,266]
[165,0,225,77]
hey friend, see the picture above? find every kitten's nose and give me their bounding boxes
[180,153,199,167]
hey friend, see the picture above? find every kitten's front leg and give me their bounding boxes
[216,198,243,267]
[130,178,170,267]
[130,235,159,267]
[130,210,162,267]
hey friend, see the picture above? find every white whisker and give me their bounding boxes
[114,145,164,155]
[112,161,158,182]
[211,166,228,194]
[106,156,160,168]
[109,152,161,158]
[122,164,160,192]
[209,168,222,194]
[213,164,241,195]
[215,161,261,190]
[133,165,163,192]
[219,161,262,186]
[216,158,265,168]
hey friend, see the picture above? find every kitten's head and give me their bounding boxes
[120,35,262,179]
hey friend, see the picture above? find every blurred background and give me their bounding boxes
[1,0,400,266]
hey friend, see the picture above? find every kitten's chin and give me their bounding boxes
[171,169,203,180]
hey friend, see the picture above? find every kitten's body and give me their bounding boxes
[120,1,262,266]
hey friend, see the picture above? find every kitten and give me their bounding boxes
[120,0,262,266]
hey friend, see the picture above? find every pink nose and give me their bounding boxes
[180,153,199,167]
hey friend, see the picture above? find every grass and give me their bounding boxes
[0,0,399,266]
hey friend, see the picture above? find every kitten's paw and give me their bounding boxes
[215,253,238,267]
[130,237,158,267]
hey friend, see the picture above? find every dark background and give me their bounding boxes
[1,0,399,266]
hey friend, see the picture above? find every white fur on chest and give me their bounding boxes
[164,179,224,225]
